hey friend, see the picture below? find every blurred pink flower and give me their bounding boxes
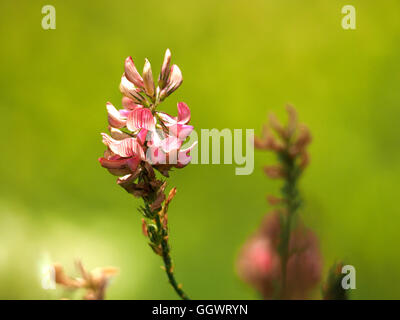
[237,212,322,299]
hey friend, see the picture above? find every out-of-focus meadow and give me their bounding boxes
[1,0,400,299]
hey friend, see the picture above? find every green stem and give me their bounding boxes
[154,212,190,300]
[278,150,301,298]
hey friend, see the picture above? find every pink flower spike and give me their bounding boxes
[101,133,145,159]
[126,107,156,132]
[177,102,191,124]
[122,97,140,110]
[106,102,126,128]
[124,56,144,89]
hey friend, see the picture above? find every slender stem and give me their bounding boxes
[278,149,301,298]
[154,212,190,300]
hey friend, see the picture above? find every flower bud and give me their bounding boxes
[264,165,285,179]
[124,56,144,89]
[160,64,182,99]
[143,58,155,98]
[158,48,171,89]
[120,75,145,104]
[285,104,298,138]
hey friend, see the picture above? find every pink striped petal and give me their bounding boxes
[157,112,176,126]
[122,97,140,110]
[177,102,191,124]
[125,56,144,88]
[107,102,126,128]
[126,107,155,132]
[101,133,145,159]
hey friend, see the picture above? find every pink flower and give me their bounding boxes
[237,212,322,299]
[100,50,196,187]
[157,102,193,141]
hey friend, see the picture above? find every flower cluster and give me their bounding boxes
[98,50,192,300]
[237,105,322,299]
[99,49,196,203]
[53,261,118,300]
[237,212,322,299]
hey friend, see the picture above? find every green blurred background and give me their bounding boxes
[1,0,399,299]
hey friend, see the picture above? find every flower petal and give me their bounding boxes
[160,135,182,153]
[122,97,140,110]
[108,126,131,140]
[101,133,145,159]
[177,102,191,124]
[136,129,148,145]
[126,107,155,132]
[168,124,193,141]
[146,146,167,165]
[106,102,126,128]
[142,59,155,97]
[125,56,144,88]
[120,75,144,104]
[177,141,198,167]
[98,157,128,169]
[158,48,171,89]
[157,112,176,126]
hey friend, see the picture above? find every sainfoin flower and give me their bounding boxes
[99,49,196,197]
[98,50,192,300]
[237,212,322,299]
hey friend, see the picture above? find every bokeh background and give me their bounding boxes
[1,0,399,299]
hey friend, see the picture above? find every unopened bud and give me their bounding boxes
[158,49,171,89]
[143,59,155,97]
[269,113,285,138]
[160,64,182,99]
[141,218,148,237]
[120,75,145,104]
[266,195,282,206]
[285,104,298,138]
[124,56,144,89]
[263,165,285,179]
